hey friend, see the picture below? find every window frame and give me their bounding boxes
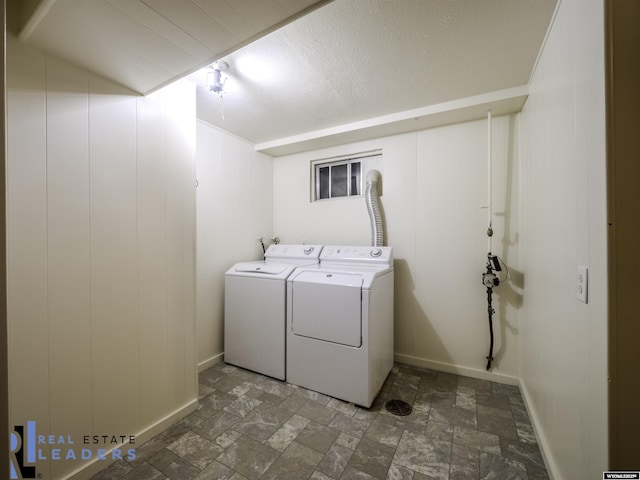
[311,151,381,202]
[315,158,361,200]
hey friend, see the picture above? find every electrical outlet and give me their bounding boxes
[577,266,588,303]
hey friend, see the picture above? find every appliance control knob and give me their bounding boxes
[371,248,382,257]
[304,246,314,255]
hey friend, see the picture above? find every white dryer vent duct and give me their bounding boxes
[365,169,384,247]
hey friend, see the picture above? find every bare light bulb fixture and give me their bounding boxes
[205,60,229,119]
[206,60,228,95]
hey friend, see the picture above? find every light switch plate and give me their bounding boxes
[577,266,588,303]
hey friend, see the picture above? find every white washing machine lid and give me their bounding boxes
[225,245,324,280]
[226,261,295,279]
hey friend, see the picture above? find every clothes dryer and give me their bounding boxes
[224,244,322,380]
[286,246,393,407]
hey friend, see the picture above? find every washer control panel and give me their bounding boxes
[320,246,393,264]
[265,244,323,262]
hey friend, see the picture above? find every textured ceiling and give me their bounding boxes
[16,0,558,149]
[196,0,557,146]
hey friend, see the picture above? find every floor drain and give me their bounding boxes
[384,399,412,416]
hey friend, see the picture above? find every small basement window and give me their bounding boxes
[315,159,361,200]
[312,151,380,201]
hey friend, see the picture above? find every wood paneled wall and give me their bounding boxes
[195,119,274,369]
[519,1,608,478]
[7,34,197,479]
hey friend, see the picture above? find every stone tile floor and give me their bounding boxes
[91,363,549,480]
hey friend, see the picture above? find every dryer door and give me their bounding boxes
[291,271,363,347]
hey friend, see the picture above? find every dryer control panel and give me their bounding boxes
[320,246,393,265]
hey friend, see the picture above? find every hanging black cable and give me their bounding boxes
[483,255,498,370]
[482,252,507,371]
[485,262,496,370]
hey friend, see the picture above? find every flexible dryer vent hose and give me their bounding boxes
[365,169,384,247]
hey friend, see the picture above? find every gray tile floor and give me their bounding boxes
[91,363,550,480]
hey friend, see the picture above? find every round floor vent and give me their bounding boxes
[384,399,412,416]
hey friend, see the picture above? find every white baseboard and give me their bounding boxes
[64,398,199,480]
[519,380,559,480]
[394,353,520,386]
[198,352,224,373]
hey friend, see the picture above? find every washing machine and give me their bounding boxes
[286,245,394,407]
[224,244,322,380]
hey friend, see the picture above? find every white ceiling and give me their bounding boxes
[16,0,558,154]
[16,0,329,94]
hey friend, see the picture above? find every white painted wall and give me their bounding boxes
[195,119,274,369]
[274,115,521,383]
[518,1,608,479]
[7,34,197,480]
